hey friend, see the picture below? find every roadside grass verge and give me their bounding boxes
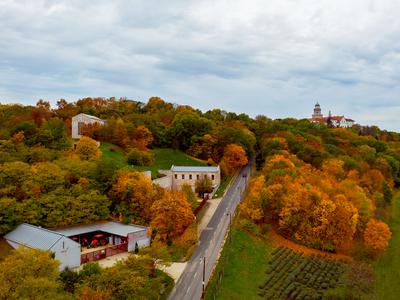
[157,269,175,300]
[205,221,273,300]
[374,192,400,299]
[195,202,211,223]
[213,175,233,199]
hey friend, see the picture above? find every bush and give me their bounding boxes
[79,262,101,278]
[127,148,153,166]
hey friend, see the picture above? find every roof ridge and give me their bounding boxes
[21,223,64,237]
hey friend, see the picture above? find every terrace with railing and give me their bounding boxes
[80,242,128,264]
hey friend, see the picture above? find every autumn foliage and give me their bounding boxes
[75,136,101,160]
[363,218,392,252]
[150,190,195,240]
[112,171,155,222]
[220,143,248,175]
[241,153,392,252]
[133,125,153,151]
[240,176,267,222]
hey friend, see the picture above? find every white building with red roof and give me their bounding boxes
[309,103,355,128]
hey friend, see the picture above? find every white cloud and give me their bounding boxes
[0,0,399,130]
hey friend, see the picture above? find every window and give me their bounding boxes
[189,174,192,180]
[182,174,185,179]
[196,174,200,180]
[212,174,215,180]
[174,174,178,179]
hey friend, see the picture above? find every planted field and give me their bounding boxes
[259,247,346,300]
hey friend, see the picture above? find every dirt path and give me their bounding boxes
[268,229,352,261]
[158,262,187,282]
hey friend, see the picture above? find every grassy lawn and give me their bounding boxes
[205,224,273,300]
[99,144,206,177]
[374,192,400,299]
[132,148,206,177]
[213,175,233,199]
[100,142,129,168]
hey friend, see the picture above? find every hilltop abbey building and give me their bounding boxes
[309,103,355,128]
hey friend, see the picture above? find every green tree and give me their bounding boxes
[0,247,66,300]
[195,176,213,198]
[168,111,213,150]
[0,197,21,234]
[382,181,392,204]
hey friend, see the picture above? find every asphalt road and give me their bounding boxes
[169,160,253,300]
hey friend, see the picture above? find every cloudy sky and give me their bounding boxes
[1,0,400,130]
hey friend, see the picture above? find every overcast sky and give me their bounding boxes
[1,0,400,130]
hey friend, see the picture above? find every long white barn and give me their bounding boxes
[4,222,150,270]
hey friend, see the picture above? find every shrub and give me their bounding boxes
[127,148,153,166]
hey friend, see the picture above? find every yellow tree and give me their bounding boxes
[150,191,195,240]
[75,136,101,160]
[240,176,266,222]
[0,247,63,300]
[364,218,392,252]
[220,143,248,175]
[112,171,155,222]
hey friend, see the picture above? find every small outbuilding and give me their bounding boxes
[4,221,150,270]
[71,113,105,139]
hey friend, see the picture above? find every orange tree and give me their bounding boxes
[220,143,248,175]
[150,190,195,241]
[363,218,392,253]
[112,171,155,223]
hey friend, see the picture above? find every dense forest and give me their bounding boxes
[241,118,399,255]
[0,97,253,241]
[1,97,398,251]
[1,97,399,299]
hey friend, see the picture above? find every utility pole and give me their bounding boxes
[202,256,206,299]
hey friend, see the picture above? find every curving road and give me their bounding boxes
[169,160,253,300]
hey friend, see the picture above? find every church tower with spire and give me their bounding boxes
[312,102,323,118]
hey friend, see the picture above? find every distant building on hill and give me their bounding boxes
[309,103,355,128]
[71,113,105,139]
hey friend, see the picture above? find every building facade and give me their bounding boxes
[71,113,105,139]
[170,165,221,192]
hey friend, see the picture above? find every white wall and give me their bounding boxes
[127,230,150,252]
[51,236,81,270]
[71,114,105,139]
